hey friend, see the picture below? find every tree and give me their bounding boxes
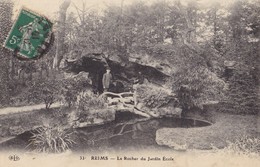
[53,0,71,69]
[0,1,13,105]
[27,79,61,109]
[215,0,260,114]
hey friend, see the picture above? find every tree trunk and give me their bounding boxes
[213,7,217,47]
[174,1,196,45]
[53,0,71,69]
[9,56,15,80]
[256,42,260,133]
[46,67,49,77]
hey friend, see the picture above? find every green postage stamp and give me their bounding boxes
[4,8,53,59]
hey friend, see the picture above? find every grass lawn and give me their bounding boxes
[156,111,259,150]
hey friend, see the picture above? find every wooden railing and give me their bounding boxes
[99,92,153,118]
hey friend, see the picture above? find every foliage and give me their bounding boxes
[26,72,92,109]
[169,46,227,110]
[0,1,13,106]
[59,76,88,108]
[217,1,260,114]
[0,1,55,107]
[27,126,75,153]
[0,0,259,116]
[221,69,259,114]
[135,83,177,109]
[62,89,77,108]
[76,91,106,112]
[225,136,260,155]
[71,91,115,124]
[27,79,61,109]
[63,0,242,112]
[63,0,200,58]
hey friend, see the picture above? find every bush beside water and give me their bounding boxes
[69,91,115,127]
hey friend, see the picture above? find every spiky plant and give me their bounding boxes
[27,126,75,153]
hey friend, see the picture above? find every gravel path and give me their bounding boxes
[0,102,60,116]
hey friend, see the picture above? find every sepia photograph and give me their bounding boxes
[0,0,259,166]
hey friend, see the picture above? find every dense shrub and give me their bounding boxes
[24,71,90,109]
[60,72,92,108]
[69,91,114,125]
[76,91,107,111]
[170,48,227,110]
[27,79,61,109]
[221,70,259,114]
[135,83,177,111]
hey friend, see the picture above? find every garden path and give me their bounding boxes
[0,102,60,116]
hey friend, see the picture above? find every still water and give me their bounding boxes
[73,112,211,152]
[0,111,211,153]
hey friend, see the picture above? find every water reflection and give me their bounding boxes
[0,112,211,153]
[73,115,211,152]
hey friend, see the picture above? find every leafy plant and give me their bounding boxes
[27,79,61,109]
[135,83,176,109]
[69,91,115,125]
[170,51,227,110]
[226,136,260,155]
[76,91,106,112]
[27,126,75,153]
[63,90,77,108]
[59,72,91,108]
[221,70,259,114]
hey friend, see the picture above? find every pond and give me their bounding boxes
[0,111,211,153]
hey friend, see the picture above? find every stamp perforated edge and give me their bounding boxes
[3,6,54,60]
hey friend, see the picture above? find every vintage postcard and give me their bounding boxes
[0,0,259,167]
